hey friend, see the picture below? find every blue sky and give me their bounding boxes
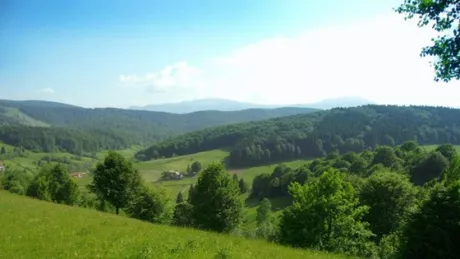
[1,0,459,108]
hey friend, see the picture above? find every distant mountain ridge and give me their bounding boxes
[129,97,375,113]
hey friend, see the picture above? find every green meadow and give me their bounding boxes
[0,191,352,259]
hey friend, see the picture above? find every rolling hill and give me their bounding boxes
[0,191,351,259]
[136,105,460,167]
[0,99,319,154]
[130,97,374,113]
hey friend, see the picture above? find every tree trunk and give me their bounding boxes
[116,207,119,215]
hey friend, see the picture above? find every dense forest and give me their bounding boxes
[0,100,318,154]
[136,105,460,166]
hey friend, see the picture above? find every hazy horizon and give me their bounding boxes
[1,0,459,109]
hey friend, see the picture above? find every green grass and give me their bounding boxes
[0,191,352,259]
[136,149,229,182]
[95,145,143,160]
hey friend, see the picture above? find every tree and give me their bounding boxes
[238,178,248,194]
[26,164,79,205]
[125,184,173,224]
[359,171,418,241]
[1,168,34,195]
[398,181,460,258]
[411,151,449,185]
[256,198,272,226]
[187,184,194,203]
[88,151,142,215]
[349,157,368,176]
[191,161,202,173]
[232,174,238,183]
[176,192,184,204]
[47,164,79,205]
[256,198,275,239]
[189,162,244,233]
[172,202,194,227]
[372,146,398,168]
[396,0,459,82]
[0,146,6,155]
[27,175,51,201]
[436,144,458,161]
[279,170,376,257]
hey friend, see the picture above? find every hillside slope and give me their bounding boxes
[0,106,50,127]
[0,100,318,154]
[136,105,460,167]
[0,191,350,259]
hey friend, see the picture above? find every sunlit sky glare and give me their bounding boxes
[1,0,459,108]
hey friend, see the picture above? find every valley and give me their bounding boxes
[3,1,459,258]
[2,102,460,259]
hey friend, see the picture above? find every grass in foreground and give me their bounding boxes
[0,191,352,259]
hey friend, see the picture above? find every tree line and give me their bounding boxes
[137,105,460,167]
[249,142,456,200]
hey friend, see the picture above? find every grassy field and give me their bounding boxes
[0,191,352,259]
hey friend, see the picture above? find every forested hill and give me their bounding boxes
[0,99,318,154]
[136,105,460,166]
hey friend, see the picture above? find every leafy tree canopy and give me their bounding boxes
[88,151,142,214]
[189,162,244,233]
[396,0,459,82]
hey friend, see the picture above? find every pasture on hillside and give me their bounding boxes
[0,191,352,259]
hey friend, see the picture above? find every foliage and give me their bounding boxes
[410,151,449,185]
[189,162,244,233]
[396,0,459,82]
[172,202,194,227]
[88,151,142,214]
[397,181,460,258]
[251,164,311,199]
[0,168,34,195]
[125,183,173,225]
[256,198,276,240]
[443,156,460,185]
[359,171,418,241]
[176,191,184,204]
[191,161,202,173]
[138,105,460,167]
[238,178,248,194]
[279,170,376,257]
[27,164,79,205]
[436,143,458,161]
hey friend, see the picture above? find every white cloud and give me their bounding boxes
[121,13,460,107]
[119,61,204,93]
[40,88,55,94]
